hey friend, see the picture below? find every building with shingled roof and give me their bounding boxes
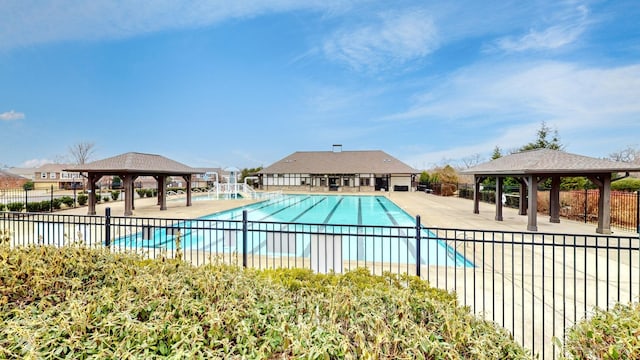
[258,145,418,192]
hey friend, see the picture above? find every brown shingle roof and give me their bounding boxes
[66,152,201,175]
[461,149,640,175]
[259,150,417,174]
[0,169,26,180]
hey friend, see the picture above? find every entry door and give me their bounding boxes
[375,177,388,191]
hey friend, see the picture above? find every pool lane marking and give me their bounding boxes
[221,195,297,220]
[291,197,327,222]
[375,197,425,265]
[323,196,345,224]
[258,196,312,221]
[301,197,345,258]
[245,196,318,254]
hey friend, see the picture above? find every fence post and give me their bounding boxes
[242,210,248,268]
[415,215,421,278]
[50,185,54,212]
[105,207,111,248]
[637,191,640,234]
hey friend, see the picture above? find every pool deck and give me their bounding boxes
[55,191,639,358]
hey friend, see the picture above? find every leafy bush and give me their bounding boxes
[103,196,110,202]
[52,198,62,210]
[77,194,88,206]
[146,188,155,197]
[25,202,41,212]
[0,203,5,211]
[22,181,34,191]
[60,196,75,207]
[6,202,24,212]
[136,189,146,198]
[561,302,640,359]
[611,178,640,192]
[0,247,529,359]
[110,190,120,201]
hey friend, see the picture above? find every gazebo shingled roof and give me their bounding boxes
[66,152,202,216]
[461,149,640,234]
[461,148,640,175]
[69,152,198,175]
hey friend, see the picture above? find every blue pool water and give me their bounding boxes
[114,195,474,268]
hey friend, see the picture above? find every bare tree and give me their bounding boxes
[69,142,95,165]
[460,153,484,169]
[609,145,640,164]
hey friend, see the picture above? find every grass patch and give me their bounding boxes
[0,246,530,359]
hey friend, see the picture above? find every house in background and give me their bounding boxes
[33,164,83,190]
[0,170,28,189]
[258,145,418,192]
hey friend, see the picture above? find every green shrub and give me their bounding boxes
[40,200,52,211]
[103,196,110,202]
[611,178,640,192]
[0,203,5,211]
[60,196,75,207]
[111,190,120,201]
[77,194,88,206]
[22,180,34,191]
[6,202,24,212]
[561,302,640,359]
[26,202,41,212]
[52,198,62,210]
[0,247,529,359]
[136,189,146,198]
[146,188,155,197]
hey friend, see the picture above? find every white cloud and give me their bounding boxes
[0,0,365,49]
[0,110,25,121]
[387,60,640,166]
[20,159,53,168]
[494,5,590,52]
[322,9,439,71]
[386,61,640,125]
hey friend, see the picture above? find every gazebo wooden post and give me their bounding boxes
[495,176,503,221]
[549,176,561,223]
[153,176,161,205]
[123,175,133,216]
[473,176,482,214]
[183,175,192,207]
[524,175,538,231]
[130,176,138,210]
[87,173,98,215]
[590,174,612,234]
[517,178,527,215]
[159,176,167,211]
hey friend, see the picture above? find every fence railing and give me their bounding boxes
[1,209,639,359]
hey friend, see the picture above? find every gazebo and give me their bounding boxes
[66,152,202,216]
[461,149,640,234]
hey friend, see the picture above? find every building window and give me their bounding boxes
[361,178,370,186]
[343,178,350,186]
[50,172,57,179]
[320,178,326,186]
[40,172,47,179]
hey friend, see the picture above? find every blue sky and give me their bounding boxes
[1,0,639,170]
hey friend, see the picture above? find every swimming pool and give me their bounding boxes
[114,194,474,269]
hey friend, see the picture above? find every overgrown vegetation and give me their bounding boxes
[0,246,530,359]
[561,302,640,359]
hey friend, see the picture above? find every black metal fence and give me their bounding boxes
[1,209,639,359]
